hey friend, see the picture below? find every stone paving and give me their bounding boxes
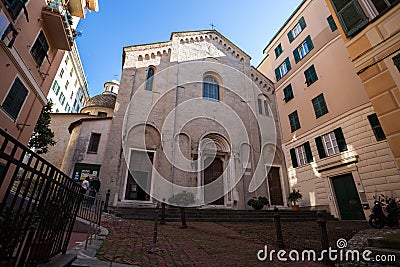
[91,214,380,267]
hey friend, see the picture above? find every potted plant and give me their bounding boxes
[168,191,195,229]
[247,196,269,210]
[288,189,302,211]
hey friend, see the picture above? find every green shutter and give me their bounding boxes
[283,84,293,102]
[305,65,318,86]
[285,57,291,71]
[293,49,300,63]
[367,114,386,141]
[290,148,298,168]
[288,31,294,43]
[334,127,347,152]
[304,142,313,163]
[315,136,327,159]
[330,0,368,37]
[275,68,281,81]
[274,44,282,58]
[327,15,338,31]
[299,17,306,30]
[305,35,314,51]
[393,54,400,72]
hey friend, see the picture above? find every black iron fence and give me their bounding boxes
[0,129,84,266]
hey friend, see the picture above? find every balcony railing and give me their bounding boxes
[41,0,76,51]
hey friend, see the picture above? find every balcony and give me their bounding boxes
[41,1,75,51]
[68,0,86,18]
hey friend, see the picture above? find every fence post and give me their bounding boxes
[149,206,159,253]
[180,207,187,229]
[103,189,110,212]
[317,211,334,266]
[274,207,285,249]
[160,201,166,225]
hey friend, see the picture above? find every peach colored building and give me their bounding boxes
[0,0,97,146]
[258,0,400,219]
[325,0,400,169]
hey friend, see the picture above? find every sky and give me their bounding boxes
[76,0,303,97]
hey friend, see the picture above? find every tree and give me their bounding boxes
[28,102,56,154]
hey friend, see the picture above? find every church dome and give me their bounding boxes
[84,93,116,109]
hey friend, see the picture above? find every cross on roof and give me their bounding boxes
[210,22,216,30]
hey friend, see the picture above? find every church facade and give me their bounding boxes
[100,30,288,209]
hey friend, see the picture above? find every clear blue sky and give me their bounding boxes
[76,0,303,97]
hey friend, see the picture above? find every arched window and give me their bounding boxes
[203,75,219,101]
[145,67,155,90]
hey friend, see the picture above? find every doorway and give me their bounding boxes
[331,173,365,220]
[203,157,224,205]
[268,166,284,206]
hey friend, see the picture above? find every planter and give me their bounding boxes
[291,205,300,211]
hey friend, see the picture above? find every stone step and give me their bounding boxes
[114,207,336,222]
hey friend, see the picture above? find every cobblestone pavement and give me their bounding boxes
[95,215,376,267]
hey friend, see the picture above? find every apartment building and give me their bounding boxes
[258,0,400,219]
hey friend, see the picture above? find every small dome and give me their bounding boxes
[84,93,116,109]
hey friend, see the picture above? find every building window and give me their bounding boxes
[145,67,155,90]
[69,68,74,77]
[264,100,270,116]
[203,75,219,101]
[283,84,294,102]
[312,93,328,118]
[327,15,338,31]
[65,56,69,65]
[288,17,306,43]
[393,54,400,72]
[59,92,65,105]
[74,79,78,87]
[65,103,70,112]
[257,98,263,114]
[257,96,270,116]
[65,80,69,90]
[329,0,368,36]
[274,44,283,58]
[367,113,386,141]
[275,57,291,81]
[369,0,397,15]
[70,91,74,99]
[30,31,49,67]
[1,77,28,120]
[315,127,347,159]
[87,133,101,153]
[288,110,300,132]
[98,112,107,117]
[293,36,314,63]
[4,0,28,20]
[304,65,318,86]
[290,142,313,168]
[60,68,64,78]
[52,80,60,95]
[56,109,59,113]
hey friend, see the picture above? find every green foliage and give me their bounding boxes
[168,191,195,207]
[288,189,302,205]
[247,196,269,210]
[28,102,56,154]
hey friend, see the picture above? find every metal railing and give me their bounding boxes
[0,128,84,266]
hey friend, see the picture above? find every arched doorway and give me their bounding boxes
[204,157,224,205]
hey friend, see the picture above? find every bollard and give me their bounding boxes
[180,207,187,229]
[317,211,334,267]
[273,207,285,249]
[160,201,166,225]
[149,207,159,254]
[103,189,110,212]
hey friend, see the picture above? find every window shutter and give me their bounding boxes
[304,142,313,163]
[393,54,400,72]
[315,136,326,159]
[299,17,306,30]
[2,77,28,120]
[305,67,311,85]
[290,148,298,168]
[367,114,386,141]
[293,49,300,63]
[275,67,281,81]
[334,127,347,152]
[285,57,291,71]
[283,84,293,101]
[288,31,294,43]
[274,44,282,58]
[330,0,368,37]
[305,35,314,51]
[327,15,338,31]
